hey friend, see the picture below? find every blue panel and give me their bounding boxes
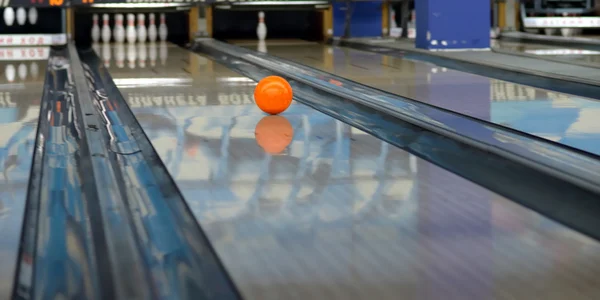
[333,2,382,38]
[416,0,490,50]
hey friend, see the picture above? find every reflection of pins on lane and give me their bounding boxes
[114,14,125,43]
[138,43,147,68]
[257,11,267,40]
[137,14,147,43]
[158,13,168,42]
[257,40,267,53]
[28,7,37,25]
[102,42,111,68]
[16,7,26,26]
[92,42,100,55]
[148,13,157,42]
[18,63,27,80]
[3,7,14,26]
[102,14,111,43]
[159,41,167,66]
[149,42,157,67]
[115,43,125,68]
[92,14,100,43]
[5,64,15,83]
[126,14,136,43]
[30,62,39,79]
[127,44,136,69]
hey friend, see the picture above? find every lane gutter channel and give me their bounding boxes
[76,45,242,300]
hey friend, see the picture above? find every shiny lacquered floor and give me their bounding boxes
[0,55,46,296]
[234,40,600,157]
[93,42,600,299]
[492,39,600,66]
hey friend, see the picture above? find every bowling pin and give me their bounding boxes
[137,14,147,43]
[115,43,125,68]
[27,7,37,25]
[17,63,27,81]
[149,42,157,67]
[148,13,157,42]
[16,7,25,26]
[257,11,267,40]
[114,14,125,43]
[101,14,111,43]
[127,43,136,69]
[158,13,168,42]
[5,64,15,83]
[102,42,111,68]
[138,43,147,68]
[3,7,14,26]
[91,14,100,43]
[126,14,136,43]
[159,41,167,65]
[30,62,39,79]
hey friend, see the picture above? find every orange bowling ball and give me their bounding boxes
[255,116,294,154]
[254,76,293,115]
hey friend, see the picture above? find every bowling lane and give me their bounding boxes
[493,39,600,66]
[0,51,46,296]
[241,41,600,157]
[107,45,600,299]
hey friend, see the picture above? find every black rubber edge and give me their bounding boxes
[334,38,600,100]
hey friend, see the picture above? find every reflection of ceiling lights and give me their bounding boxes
[525,49,600,55]
[91,3,187,8]
[114,78,192,88]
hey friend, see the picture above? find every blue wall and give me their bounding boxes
[333,2,382,38]
[416,0,490,49]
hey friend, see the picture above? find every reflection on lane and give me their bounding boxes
[118,51,600,298]
[253,42,600,156]
[492,40,600,65]
[0,49,46,297]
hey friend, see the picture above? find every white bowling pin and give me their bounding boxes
[126,14,136,43]
[137,14,147,43]
[27,7,37,25]
[5,64,15,83]
[17,63,27,80]
[159,41,167,65]
[114,14,125,43]
[91,14,100,43]
[3,7,14,26]
[137,43,147,68]
[16,7,25,26]
[102,42,111,68]
[29,62,39,79]
[115,43,125,68]
[149,42,157,67]
[148,13,157,42]
[257,11,267,40]
[158,13,167,42]
[101,14,111,43]
[127,43,136,69]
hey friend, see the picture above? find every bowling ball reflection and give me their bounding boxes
[254,116,293,154]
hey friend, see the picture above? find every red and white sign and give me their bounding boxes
[524,17,600,28]
[0,47,50,61]
[0,34,67,46]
